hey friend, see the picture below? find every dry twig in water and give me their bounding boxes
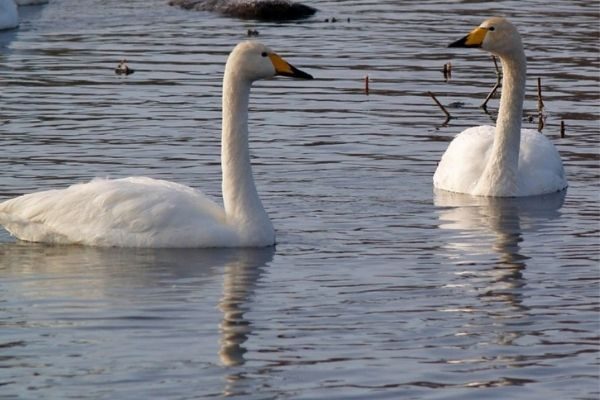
[443,62,452,82]
[537,77,545,132]
[481,55,501,111]
[428,91,451,125]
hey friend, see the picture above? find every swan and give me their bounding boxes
[0,0,18,31]
[433,17,567,197]
[0,41,313,247]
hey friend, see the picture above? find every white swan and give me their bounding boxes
[0,41,313,247]
[434,17,567,197]
[0,0,18,31]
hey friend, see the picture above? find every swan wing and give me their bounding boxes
[517,129,568,195]
[434,126,568,196]
[433,125,495,194]
[0,177,238,247]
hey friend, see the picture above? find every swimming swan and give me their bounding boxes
[0,41,313,247]
[433,17,567,197]
[0,0,18,30]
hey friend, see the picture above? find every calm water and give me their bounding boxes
[0,0,598,399]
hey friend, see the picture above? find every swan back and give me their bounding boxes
[0,177,240,247]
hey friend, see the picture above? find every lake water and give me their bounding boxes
[0,0,598,399]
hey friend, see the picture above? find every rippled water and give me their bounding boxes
[0,0,598,399]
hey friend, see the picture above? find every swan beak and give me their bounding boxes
[269,53,313,79]
[449,26,488,48]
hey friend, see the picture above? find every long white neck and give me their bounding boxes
[221,68,274,244]
[476,48,526,196]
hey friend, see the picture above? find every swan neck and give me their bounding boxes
[221,70,272,238]
[479,48,527,196]
[497,51,526,147]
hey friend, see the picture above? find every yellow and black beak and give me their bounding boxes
[449,26,488,48]
[269,53,313,80]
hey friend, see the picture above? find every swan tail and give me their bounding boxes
[0,211,73,244]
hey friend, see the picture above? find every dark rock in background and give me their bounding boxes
[169,0,317,21]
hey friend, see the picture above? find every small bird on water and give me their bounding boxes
[115,59,134,76]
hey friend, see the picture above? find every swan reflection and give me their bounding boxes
[218,248,273,367]
[0,243,274,374]
[434,190,567,377]
[434,189,565,300]
[435,189,564,258]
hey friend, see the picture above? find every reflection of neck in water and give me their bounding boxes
[435,190,565,262]
[486,199,526,271]
[218,247,274,367]
[435,190,566,349]
[0,242,274,368]
[435,190,565,297]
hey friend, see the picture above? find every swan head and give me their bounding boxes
[448,17,523,57]
[225,41,313,82]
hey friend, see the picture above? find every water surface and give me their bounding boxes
[0,1,598,399]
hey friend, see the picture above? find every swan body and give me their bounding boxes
[0,177,234,247]
[435,125,566,196]
[0,0,18,31]
[434,17,567,197]
[0,41,313,247]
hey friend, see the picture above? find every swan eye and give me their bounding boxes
[488,26,495,31]
[261,52,268,57]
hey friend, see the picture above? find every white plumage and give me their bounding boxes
[0,41,313,247]
[0,0,49,31]
[0,177,234,247]
[434,125,566,197]
[434,17,567,197]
